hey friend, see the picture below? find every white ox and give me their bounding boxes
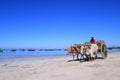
[85,44,98,60]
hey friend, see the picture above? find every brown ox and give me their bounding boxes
[67,44,84,60]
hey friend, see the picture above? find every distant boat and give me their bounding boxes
[44,49,54,51]
[39,49,43,51]
[107,47,112,50]
[64,49,68,51]
[54,49,61,51]
[28,49,35,51]
[0,48,3,52]
[20,49,25,51]
[11,49,16,52]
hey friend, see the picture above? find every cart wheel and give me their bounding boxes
[101,44,107,59]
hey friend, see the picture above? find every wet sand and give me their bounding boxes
[0,52,120,80]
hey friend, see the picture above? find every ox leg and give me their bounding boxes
[73,55,75,60]
[77,54,79,60]
[80,53,84,63]
[88,55,91,61]
[81,54,84,60]
[89,56,93,61]
[89,54,92,61]
[95,53,98,59]
[88,56,91,61]
[80,53,83,59]
[95,55,97,59]
[85,54,90,61]
[91,52,95,61]
[92,53,97,60]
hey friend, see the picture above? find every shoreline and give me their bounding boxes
[0,52,120,80]
[0,54,69,63]
[0,51,119,63]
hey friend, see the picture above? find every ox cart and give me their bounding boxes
[68,40,108,61]
[96,40,108,59]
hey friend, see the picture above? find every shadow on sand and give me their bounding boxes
[67,57,104,63]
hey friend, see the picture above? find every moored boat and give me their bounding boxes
[20,49,25,51]
[28,49,35,51]
[11,49,16,52]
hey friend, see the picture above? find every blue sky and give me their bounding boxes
[0,0,120,48]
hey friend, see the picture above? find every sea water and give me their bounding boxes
[0,49,68,62]
[0,49,120,62]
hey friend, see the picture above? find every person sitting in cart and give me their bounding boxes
[90,37,95,44]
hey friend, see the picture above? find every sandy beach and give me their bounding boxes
[0,52,120,80]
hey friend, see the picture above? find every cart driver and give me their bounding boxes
[90,37,95,44]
